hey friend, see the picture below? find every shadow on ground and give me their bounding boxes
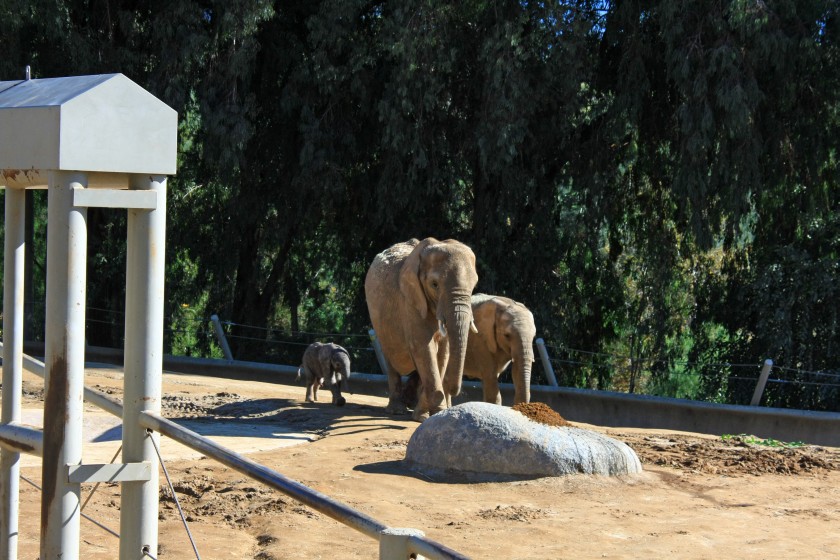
[92,396,407,443]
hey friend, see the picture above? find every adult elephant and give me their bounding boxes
[365,238,479,422]
[464,294,536,405]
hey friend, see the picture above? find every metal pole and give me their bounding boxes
[535,338,559,387]
[750,359,774,406]
[211,314,234,361]
[138,411,388,539]
[0,423,43,456]
[368,329,389,375]
[41,172,88,560]
[1,186,26,560]
[120,174,166,560]
[407,535,471,560]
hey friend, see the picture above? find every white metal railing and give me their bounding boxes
[0,349,470,559]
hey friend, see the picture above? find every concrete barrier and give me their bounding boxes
[42,345,840,448]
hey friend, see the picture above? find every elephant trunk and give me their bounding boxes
[440,299,473,399]
[330,351,351,406]
[512,338,534,404]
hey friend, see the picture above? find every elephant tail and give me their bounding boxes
[295,367,303,382]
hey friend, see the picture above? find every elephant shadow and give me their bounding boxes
[91,397,405,443]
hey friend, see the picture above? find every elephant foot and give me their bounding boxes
[385,398,409,415]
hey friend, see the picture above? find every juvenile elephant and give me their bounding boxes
[400,294,537,408]
[464,294,536,405]
[297,342,351,406]
[365,237,479,421]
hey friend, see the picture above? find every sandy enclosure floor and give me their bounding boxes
[3,365,840,559]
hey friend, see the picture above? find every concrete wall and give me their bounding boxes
[73,345,840,448]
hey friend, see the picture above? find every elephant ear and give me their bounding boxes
[399,238,434,318]
[474,300,498,354]
[331,344,348,367]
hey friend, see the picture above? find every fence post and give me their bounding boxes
[211,314,234,361]
[379,528,426,560]
[535,338,559,387]
[750,359,774,406]
[368,329,390,375]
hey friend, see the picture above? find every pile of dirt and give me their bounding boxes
[504,401,840,477]
[478,504,547,522]
[159,468,316,528]
[512,401,571,427]
[611,432,840,476]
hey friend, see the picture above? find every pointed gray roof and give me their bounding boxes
[0,73,177,180]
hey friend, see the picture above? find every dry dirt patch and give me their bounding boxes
[6,366,840,559]
[611,431,840,476]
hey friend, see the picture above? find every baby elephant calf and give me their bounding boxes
[297,342,351,406]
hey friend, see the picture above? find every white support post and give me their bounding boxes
[535,338,559,387]
[41,172,88,560]
[120,174,166,560]
[750,359,774,406]
[1,186,26,560]
[368,329,389,375]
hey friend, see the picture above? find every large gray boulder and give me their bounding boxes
[405,402,642,477]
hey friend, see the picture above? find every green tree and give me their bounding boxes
[2,0,838,412]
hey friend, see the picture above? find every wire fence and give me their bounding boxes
[14,305,839,413]
[540,342,840,412]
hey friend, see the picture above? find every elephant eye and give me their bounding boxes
[431,280,439,290]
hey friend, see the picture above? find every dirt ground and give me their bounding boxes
[6,365,840,559]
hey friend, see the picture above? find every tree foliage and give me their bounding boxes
[1,0,838,409]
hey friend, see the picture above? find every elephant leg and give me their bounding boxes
[399,372,421,409]
[330,382,346,407]
[482,375,502,405]
[304,369,317,402]
[385,363,409,415]
[413,379,446,422]
[413,390,431,422]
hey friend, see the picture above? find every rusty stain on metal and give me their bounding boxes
[2,168,39,179]
[0,435,34,454]
[1,168,44,187]
[40,351,69,538]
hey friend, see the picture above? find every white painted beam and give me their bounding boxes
[72,188,157,209]
[67,463,151,484]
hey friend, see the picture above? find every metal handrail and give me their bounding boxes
[4,350,470,559]
[140,411,386,537]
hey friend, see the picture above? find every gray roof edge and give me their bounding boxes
[0,73,121,109]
